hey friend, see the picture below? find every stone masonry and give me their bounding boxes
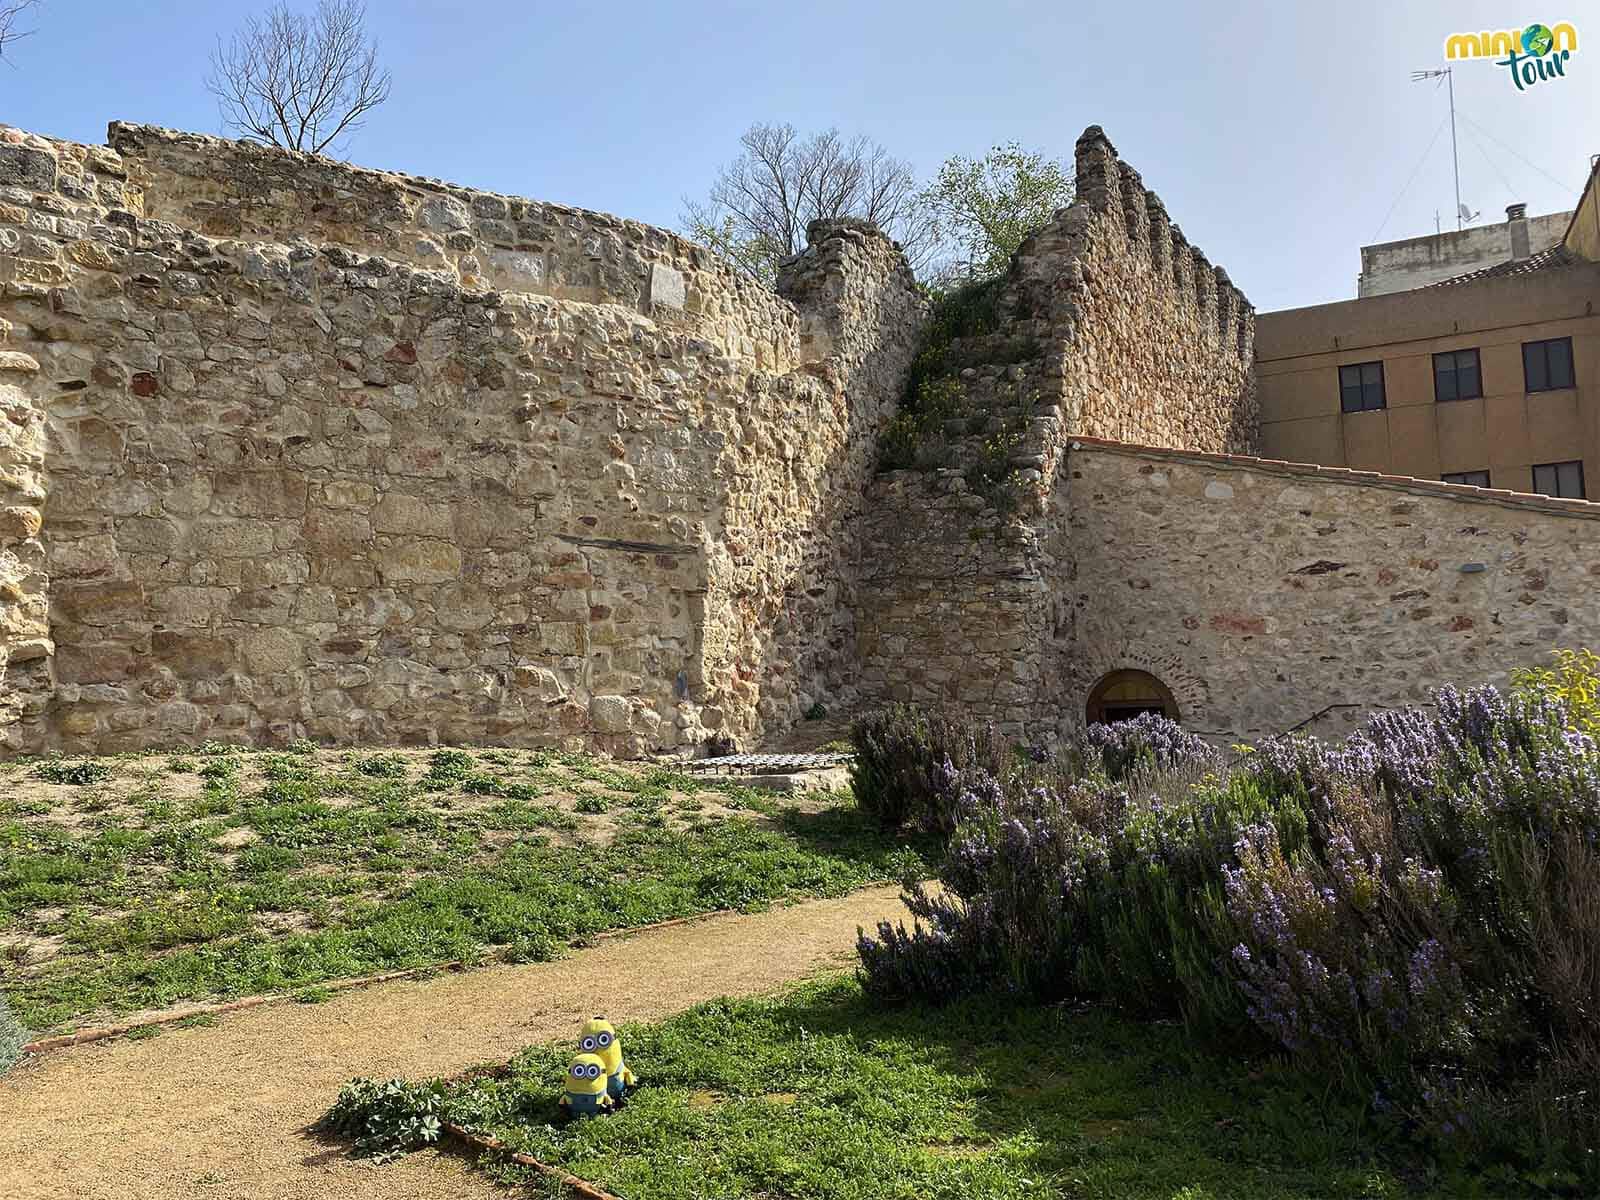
[0,123,923,754]
[855,126,1256,726]
[2,119,1596,754]
[1065,441,1600,741]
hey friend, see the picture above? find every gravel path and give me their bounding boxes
[2,886,908,1200]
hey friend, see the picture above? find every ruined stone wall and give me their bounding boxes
[1007,125,1256,463]
[107,124,795,367]
[853,126,1255,732]
[1066,441,1600,742]
[0,125,922,754]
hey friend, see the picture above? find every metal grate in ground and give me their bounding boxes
[685,751,853,774]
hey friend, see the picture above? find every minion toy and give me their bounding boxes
[580,1015,636,1102]
[559,1053,613,1118]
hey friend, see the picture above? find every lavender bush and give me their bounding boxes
[855,693,1600,1182]
[1086,710,1223,780]
[849,705,1009,835]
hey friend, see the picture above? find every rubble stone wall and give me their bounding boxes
[853,127,1256,731]
[1067,442,1600,742]
[1007,125,1256,462]
[0,125,922,753]
[108,124,797,367]
[10,118,1582,758]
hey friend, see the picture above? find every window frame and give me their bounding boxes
[1338,360,1386,413]
[1532,460,1586,500]
[1441,470,1490,487]
[1522,337,1575,393]
[1432,348,1483,402]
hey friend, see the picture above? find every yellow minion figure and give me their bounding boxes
[559,1053,613,1118]
[580,1015,636,1102]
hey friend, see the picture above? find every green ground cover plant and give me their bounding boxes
[0,994,26,1074]
[331,976,1460,1200]
[0,747,930,1032]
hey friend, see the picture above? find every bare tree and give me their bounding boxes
[206,0,390,156]
[683,123,937,285]
[0,0,41,63]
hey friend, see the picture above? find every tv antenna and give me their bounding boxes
[1412,67,1467,230]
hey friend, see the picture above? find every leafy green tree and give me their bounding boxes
[922,142,1073,284]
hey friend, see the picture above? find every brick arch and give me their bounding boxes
[1072,640,1211,731]
[1087,669,1179,724]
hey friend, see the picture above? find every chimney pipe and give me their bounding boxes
[1507,202,1530,260]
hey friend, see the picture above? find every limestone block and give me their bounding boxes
[0,143,56,191]
[373,492,453,538]
[240,628,304,675]
[513,664,566,701]
[0,505,42,540]
[0,351,40,374]
[375,538,462,584]
[648,263,686,310]
[589,694,632,732]
[419,194,472,233]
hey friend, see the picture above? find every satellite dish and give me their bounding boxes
[1458,203,1480,222]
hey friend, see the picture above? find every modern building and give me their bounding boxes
[1357,204,1573,296]
[1257,160,1600,497]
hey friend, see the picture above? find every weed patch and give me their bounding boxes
[0,747,928,1033]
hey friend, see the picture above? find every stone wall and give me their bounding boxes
[858,432,1600,745]
[107,124,796,367]
[855,469,1051,727]
[853,126,1255,729]
[12,116,1585,757]
[1008,125,1256,461]
[1066,441,1600,741]
[0,124,923,754]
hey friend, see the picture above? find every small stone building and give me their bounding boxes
[2,120,1598,755]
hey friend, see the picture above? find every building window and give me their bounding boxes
[1532,460,1586,499]
[1087,670,1179,726]
[1442,470,1490,487]
[1523,337,1575,392]
[1433,349,1482,401]
[1339,361,1386,413]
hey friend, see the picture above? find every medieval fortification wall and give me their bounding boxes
[0,123,922,754]
[1,119,1593,753]
[854,126,1257,728]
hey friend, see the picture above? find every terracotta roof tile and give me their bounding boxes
[1066,436,1600,519]
[1422,244,1577,288]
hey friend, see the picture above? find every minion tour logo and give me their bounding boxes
[1446,22,1579,91]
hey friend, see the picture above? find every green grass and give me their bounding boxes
[419,977,1470,1200]
[0,749,927,1032]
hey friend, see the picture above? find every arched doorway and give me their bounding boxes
[1086,669,1178,726]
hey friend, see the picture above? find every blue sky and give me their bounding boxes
[2,1,1595,310]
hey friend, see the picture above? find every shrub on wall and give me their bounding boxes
[856,692,1600,1181]
[876,277,1033,513]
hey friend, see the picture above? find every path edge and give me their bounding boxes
[442,1120,623,1200]
[19,961,469,1056]
[16,901,802,1057]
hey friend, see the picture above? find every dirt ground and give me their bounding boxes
[0,885,909,1200]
